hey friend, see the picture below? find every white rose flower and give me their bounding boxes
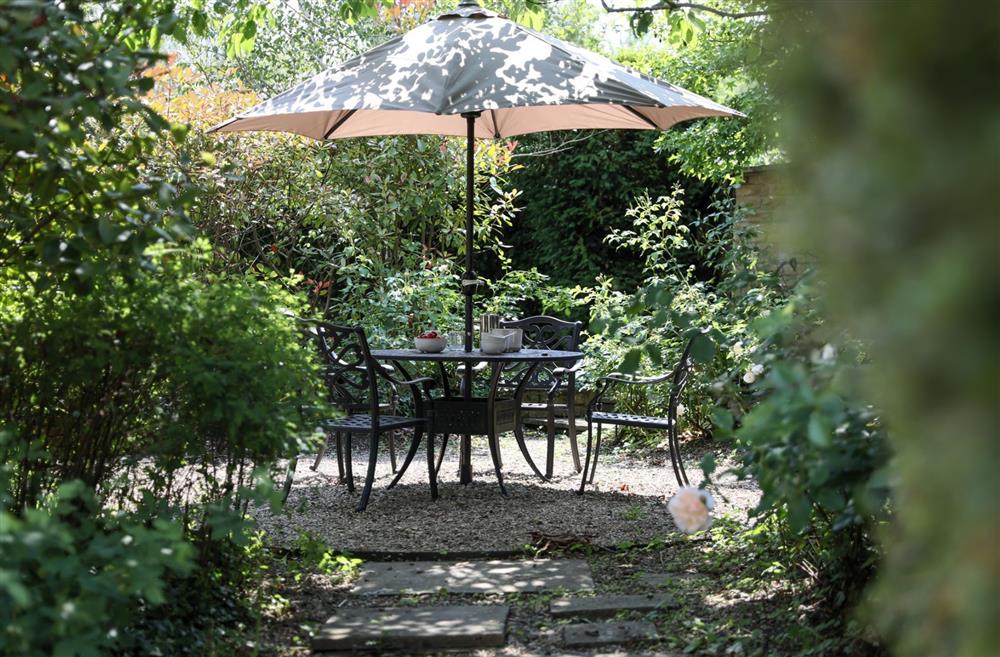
[667,487,715,533]
[743,371,756,384]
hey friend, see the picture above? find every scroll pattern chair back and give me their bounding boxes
[312,322,380,419]
[500,315,583,389]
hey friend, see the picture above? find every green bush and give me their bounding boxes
[584,189,788,439]
[0,244,322,510]
[714,283,892,610]
[0,459,193,657]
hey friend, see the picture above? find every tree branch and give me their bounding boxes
[599,0,771,19]
[510,130,604,159]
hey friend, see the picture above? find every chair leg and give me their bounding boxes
[567,388,581,473]
[486,429,507,496]
[344,433,355,493]
[435,434,450,477]
[388,430,398,474]
[426,431,439,500]
[335,432,345,482]
[281,455,298,505]
[545,402,556,479]
[668,422,690,488]
[312,433,327,471]
[588,423,602,484]
[578,420,593,494]
[388,428,423,489]
[356,432,379,512]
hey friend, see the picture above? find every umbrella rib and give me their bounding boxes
[623,105,659,129]
[489,109,500,138]
[323,109,358,139]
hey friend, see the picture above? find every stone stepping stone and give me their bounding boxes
[352,559,594,596]
[312,604,508,652]
[638,571,704,587]
[550,593,678,619]
[563,621,659,648]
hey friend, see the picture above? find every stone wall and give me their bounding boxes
[735,164,801,274]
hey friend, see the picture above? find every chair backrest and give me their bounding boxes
[500,315,583,390]
[501,315,583,352]
[668,336,696,415]
[310,322,380,417]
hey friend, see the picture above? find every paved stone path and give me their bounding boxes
[352,558,594,595]
[312,605,508,652]
[550,593,678,619]
[313,558,678,653]
[638,571,706,587]
[562,620,659,648]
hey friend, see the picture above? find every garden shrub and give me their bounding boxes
[713,282,892,611]
[0,449,193,657]
[0,244,323,655]
[584,188,789,442]
[0,243,322,511]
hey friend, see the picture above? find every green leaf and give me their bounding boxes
[97,218,117,245]
[700,452,716,479]
[711,407,734,436]
[619,348,642,374]
[807,412,832,448]
[644,341,663,367]
[788,497,812,533]
[689,333,716,364]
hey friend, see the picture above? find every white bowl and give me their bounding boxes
[415,336,447,353]
[480,333,508,354]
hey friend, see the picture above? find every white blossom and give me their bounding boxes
[667,487,715,533]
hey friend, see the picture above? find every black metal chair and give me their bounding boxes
[312,364,401,475]
[309,322,438,512]
[500,315,584,478]
[579,337,695,493]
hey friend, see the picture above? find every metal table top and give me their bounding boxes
[370,348,583,363]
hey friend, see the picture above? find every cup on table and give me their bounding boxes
[505,328,523,352]
[446,330,464,350]
[479,332,507,354]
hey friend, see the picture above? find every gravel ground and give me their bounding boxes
[255,430,760,553]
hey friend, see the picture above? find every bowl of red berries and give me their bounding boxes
[414,330,447,353]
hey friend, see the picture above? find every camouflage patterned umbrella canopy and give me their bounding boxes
[210,0,740,350]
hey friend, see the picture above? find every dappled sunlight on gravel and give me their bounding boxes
[254,431,760,553]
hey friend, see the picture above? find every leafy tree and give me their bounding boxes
[509,130,716,290]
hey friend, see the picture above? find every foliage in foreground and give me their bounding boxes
[770,3,999,655]
[0,3,324,655]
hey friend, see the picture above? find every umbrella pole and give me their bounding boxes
[461,111,479,353]
[459,111,479,485]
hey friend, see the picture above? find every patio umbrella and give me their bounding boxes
[209,0,741,352]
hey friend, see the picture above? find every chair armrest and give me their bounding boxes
[377,370,437,389]
[551,361,583,377]
[603,371,672,385]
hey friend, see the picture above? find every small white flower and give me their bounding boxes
[742,372,756,384]
[127,559,138,568]
[121,535,133,546]
[667,487,715,533]
[676,404,686,417]
[821,343,836,362]
[751,363,764,376]
[160,547,173,556]
[107,628,119,639]
[60,601,76,619]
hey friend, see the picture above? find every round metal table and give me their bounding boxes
[370,347,583,495]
